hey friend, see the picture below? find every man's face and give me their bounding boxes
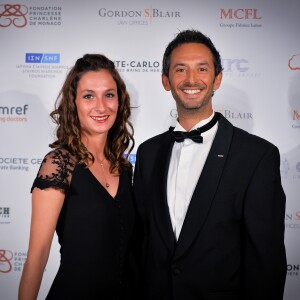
[162,43,222,116]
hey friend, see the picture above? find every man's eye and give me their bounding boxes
[199,68,207,72]
[175,68,185,73]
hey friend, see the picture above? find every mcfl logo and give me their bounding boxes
[220,8,262,20]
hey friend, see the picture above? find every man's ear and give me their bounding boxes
[162,74,171,91]
[213,71,223,91]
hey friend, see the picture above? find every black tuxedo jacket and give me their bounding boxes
[133,113,286,300]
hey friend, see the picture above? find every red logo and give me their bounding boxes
[0,249,13,273]
[220,8,262,20]
[293,110,300,120]
[0,4,28,28]
[288,54,300,71]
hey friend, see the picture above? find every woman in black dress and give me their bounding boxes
[18,54,136,300]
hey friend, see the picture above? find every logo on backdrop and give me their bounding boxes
[0,207,10,225]
[222,58,260,79]
[114,60,161,73]
[287,264,299,276]
[285,211,300,229]
[170,109,178,119]
[292,109,300,129]
[0,104,28,123]
[288,54,300,71]
[98,7,181,26]
[280,157,300,180]
[125,153,136,166]
[288,54,300,128]
[26,53,60,64]
[216,107,253,120]
[219,8,262,29]
[0,156,43,172]
[0,249,13,273]
[0,4,62,27]
[0,250,27,273]
[280,158,290,178]
[292,109,300,128]
[15,53,69,79]
[0,4,28,27]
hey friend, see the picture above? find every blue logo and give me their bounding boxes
[25,53,60,63]
[124,153,136,165]
[222,58,249,73]
[280,158,290,177]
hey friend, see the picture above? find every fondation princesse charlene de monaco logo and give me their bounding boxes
[0,249,13,273]
[0,4,28,28]
[0,3,62,27]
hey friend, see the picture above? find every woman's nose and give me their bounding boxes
[95,97,105,111]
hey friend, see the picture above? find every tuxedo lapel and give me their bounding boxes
[174,114,234,260]
[152,134,176,253]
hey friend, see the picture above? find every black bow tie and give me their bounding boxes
[169,113,219,143]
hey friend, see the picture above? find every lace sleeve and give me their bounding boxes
[31,148,77,193]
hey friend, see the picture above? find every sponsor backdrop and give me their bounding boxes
[0,0,299,299]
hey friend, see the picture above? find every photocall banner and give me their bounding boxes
[1,1,299,299]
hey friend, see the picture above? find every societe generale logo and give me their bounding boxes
[220,8,262,20]
[0,4,28,28]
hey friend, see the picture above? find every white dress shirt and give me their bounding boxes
[167,112,218,240]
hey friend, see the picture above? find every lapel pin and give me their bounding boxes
[218,154,224,157]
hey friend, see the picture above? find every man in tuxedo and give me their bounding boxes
[133,29,287,300]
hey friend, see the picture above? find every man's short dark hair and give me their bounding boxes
[162,29,223,77]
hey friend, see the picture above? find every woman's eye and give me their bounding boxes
[83,94,93,99]
[106,93,116,98]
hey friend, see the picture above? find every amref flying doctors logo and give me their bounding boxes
[0,104,28,123]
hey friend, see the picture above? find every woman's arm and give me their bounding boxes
[18,187,65,300]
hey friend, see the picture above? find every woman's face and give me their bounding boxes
[76,70,118,137]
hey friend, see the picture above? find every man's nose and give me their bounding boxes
[186,69,198,83]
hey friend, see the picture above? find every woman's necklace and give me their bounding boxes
[99,158,110,188]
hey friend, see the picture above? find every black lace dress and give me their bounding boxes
[31,147,136,300]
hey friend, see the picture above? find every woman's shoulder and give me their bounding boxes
[31,146,78,193]
[42,146,77,167]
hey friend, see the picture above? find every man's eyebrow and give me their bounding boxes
[172,62,210,68]
[172,63,186,69]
